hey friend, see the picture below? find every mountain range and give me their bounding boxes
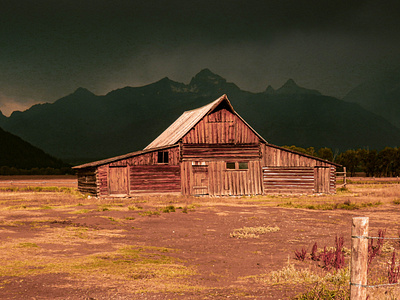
[0,126,67,170]
[343,68,400,129]
[0,68,399,165]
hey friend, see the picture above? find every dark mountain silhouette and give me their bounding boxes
[343,68,400,128]
[0,126,67,169]
[275,79,321,95]
[1,69,399,164]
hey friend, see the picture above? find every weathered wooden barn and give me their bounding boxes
[74,95,340,197]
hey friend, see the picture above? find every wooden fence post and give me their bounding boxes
[350,217,369,300]
[343,167,347,187]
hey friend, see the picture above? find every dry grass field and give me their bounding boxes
[0,176,400,299]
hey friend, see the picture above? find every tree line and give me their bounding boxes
[283,146,400,177]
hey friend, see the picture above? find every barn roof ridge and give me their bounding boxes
[144,94,267,150]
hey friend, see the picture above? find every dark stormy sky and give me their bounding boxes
[1,0,400,115]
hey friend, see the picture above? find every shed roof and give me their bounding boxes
[144,94,266,150]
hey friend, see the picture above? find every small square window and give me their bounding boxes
[226,162,236,169]
[238,162,248,170]
[157,151,169,164]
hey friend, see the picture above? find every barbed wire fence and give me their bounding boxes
[350,217,400,300]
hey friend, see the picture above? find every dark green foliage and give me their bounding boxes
[282,145,316,156]
[336,147,400,177]
[318,147,334,162]
[162,205,176,213]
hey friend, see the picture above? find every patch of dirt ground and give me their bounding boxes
[0,179,400,299]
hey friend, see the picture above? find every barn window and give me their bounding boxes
[238,162,248,169]
[157,151,169,164]
[226,162,236,169]
[226,162,249,170]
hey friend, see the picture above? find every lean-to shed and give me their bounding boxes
[74,95,340,197]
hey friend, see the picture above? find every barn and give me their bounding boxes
[73,95,340,197]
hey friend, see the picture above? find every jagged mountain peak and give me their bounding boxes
[188,69,240,95]
[189,69,227,86]
[276,79,321,95]
[72,87,95,96]
[265,85,275,94]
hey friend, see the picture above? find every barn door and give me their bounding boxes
[109,166,128,195]
[314,167,330,193]
[192,165,209,195]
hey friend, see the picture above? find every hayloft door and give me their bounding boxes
[109,166,129,195]
[191,164,209,195]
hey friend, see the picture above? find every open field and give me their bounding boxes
[1,177,400,299]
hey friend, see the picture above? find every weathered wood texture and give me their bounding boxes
[181,144,260,160]
[93,147,180,196]
[350,217,369,300]
[108,166,129,195]
[77,168,98,195]
[182,108,259,144]
[261,144,337,194]
[181,160,262,196]
[262,144,333,167]
[330,167,336,193]
[98,165,109,196]
[263,167,315,194]
[109,146,179,166]
[130,165,180,193]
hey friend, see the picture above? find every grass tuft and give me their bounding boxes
[230,226,280,239]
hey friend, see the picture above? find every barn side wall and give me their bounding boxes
[95,146,181,197]
[77,167,98,196]
[261,144,337,194]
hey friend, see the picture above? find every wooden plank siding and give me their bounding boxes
[108,166,129,195]
[182,108,259,144]
[98,165,109,197]
[92,146,181,196]
[263,167,315,194]
[179,105,263,196]
[77,168,98,195]
[261,144,337,194]
[130,165,180,193]
[330,167,336,194]
[181,144,260,160]
[262,144,333,167]
[181,160,263,196]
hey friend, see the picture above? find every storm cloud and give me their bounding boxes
[1,0,400,115]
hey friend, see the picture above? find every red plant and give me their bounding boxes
[334,236,345,270]
[294,248,307,261]
[388,251,400,284]
[319,236,345,271]
[320,246,335,271]
[310,242,319,261]
[368,229,386,271]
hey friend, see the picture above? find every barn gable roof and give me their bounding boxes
[144,94,266,150]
